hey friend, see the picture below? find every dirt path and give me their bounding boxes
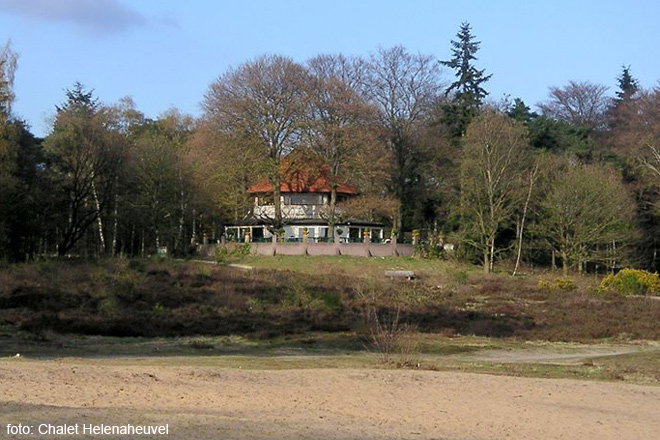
[458,343,660,364]
[1,358,658,440]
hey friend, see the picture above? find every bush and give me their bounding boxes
[363,306,419,365]
[214,243,251,264]
[538,277,576,292]
[599,269,660,296]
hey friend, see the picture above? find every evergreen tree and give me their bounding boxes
[507,98,538,124]
[441,22,492,138]
[615,65,639,103]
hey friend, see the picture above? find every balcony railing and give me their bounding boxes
[254,204,328,220]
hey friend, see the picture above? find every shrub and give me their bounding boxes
[128,259,146,272]
[448,268,469,287]
[599,269,660,296]
[214,243,251,264]
[282,284,342,313]
[538,277,576,292]
[363,306,419,365]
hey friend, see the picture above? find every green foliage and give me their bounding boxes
[97,295,120,316]
[152,303,165,315]
[537,164,636,274]
[615,65,639,103]
[128,259,146,272]
[459,111,530,272]
[528,116,598,158]
[441,22,492,138]
[214,243,252,264]
[538,277,576,292]
[599,269,660,296]
[283,284,342,313]
[506,98,538,124]
[447,268,469,287]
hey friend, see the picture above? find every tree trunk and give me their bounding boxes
[562,251,569,277]
[273,174,282,229]
[328,187,337,240]
[512,164,537,277]
[191,208,197,244]
[177,183,186,254]
[91,180,106,255]
[111,177,119,257]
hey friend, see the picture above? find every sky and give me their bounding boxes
[0,0,658,137]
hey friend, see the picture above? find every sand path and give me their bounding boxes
[1,358,658,439]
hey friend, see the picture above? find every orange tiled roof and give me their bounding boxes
[248,163,358,195]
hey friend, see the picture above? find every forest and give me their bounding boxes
[1,22,660,275]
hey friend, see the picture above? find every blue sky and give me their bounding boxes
[1,0,658,137]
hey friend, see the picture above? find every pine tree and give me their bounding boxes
[507,98,537,124]
[608,65,640,132]
[441,22,492,138]
[615,65,639,102]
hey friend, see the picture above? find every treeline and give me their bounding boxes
[1,23,660,274]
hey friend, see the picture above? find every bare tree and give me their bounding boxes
[512,156,541,276]
[363,46,442,232]
[202,55,309,229]
[538,80,610,128]
[305,54,383,238]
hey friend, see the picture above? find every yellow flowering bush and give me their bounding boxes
[538,277,576,292]
[599,269,660,296]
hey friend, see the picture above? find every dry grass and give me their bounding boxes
[0,258,658,345]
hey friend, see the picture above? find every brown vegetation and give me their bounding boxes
[0,260,658,343]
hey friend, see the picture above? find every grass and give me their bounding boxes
[2,330,657,384]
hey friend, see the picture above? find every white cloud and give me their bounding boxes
[0,0,147,35]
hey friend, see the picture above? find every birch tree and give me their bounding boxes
[0,40,18,123]
[45,83,120,256]
[459,111,531,273]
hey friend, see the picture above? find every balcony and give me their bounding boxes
[253,204,327,220]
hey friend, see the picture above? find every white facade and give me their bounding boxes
[226,191,385,243]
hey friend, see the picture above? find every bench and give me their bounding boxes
[384,270,415,280]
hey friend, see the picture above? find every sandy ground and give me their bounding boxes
[1,358,659,440]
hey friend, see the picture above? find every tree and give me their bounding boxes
[615,65,640,103]
[537,164,636,275]
[506,98,538,124]
[202,55,309,229]
[608,66,641,135]
[364,46,441,232]
[0,40,18,122]
[538,80,610,129]
[528,116,597,158]
[128,118,184,252]
[459,111,531,273]
[44,83,120,256]
[187,122,265,225]
[305,54,383,238]
[4,122,49,261]
[441,22,492,138]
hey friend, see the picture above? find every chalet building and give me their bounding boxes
[225,162,386,243]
